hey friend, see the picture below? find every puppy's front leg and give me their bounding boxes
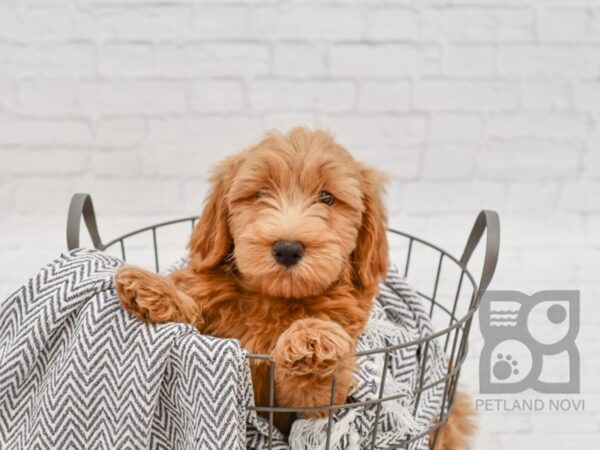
[272,318,356,417]
[115,265,200,326]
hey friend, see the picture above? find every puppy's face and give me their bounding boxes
[190,128,388,299]
[228,135,365,298]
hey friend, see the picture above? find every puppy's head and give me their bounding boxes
[189,127,388,298]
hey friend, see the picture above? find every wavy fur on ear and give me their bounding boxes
[189,154,242,271]
[352,165,389,298]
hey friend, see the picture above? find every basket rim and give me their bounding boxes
[67,194,499,353]
[99,216,480,351]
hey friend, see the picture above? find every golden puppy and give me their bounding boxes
[115,127,474,448]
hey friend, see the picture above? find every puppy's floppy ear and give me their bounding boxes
[352,165,389,296]
[189,154,241,271]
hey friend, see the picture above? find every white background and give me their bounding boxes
[0,0,598,448]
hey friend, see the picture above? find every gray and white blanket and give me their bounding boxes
[0,249,446,449]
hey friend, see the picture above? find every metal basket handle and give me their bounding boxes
[460,210,500,295]
[66,193,104,251]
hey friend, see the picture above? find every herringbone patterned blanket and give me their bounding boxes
[0,249,444,450]
[0,249,256,449]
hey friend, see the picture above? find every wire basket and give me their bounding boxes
[66,193,500,450]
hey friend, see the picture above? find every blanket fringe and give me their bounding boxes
[288,410,360,450]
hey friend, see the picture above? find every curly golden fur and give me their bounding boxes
[115,127,474,448]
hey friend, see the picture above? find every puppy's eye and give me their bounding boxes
[318,191,335,206]
[256,188,270,199]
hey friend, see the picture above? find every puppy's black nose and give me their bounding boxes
[272,240,304,267]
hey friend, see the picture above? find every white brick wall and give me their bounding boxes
[0,1,599,448]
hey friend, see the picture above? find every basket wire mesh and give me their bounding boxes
[66,193,500,450]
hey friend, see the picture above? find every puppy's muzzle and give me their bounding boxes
[272,240,304,267]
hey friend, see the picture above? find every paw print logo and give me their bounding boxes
[493,354,519,380]
[479,291,579,394]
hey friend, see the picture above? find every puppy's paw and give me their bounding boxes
[115,265,198,324]
[272,318,355,379]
